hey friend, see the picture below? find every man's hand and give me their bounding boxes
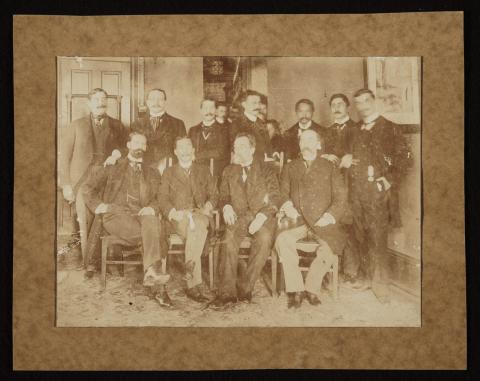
[321,154,340,164]
[138,206,155,216]
[200,201,214,216]
[314,212,336,228]
[168,208,185,222]
[339,154,359,169]
[94,203,109,214]
[223,204,237,226]
[376,177,391,191]
[282,201,300,220]
[103,150,121,167]
[248,213,267,235]
[62,185,75,203]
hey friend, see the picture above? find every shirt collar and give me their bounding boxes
[298,120,312,130]
[179,160,193,170]
[202,119,216,127]
[334,115,350,125]
[150,110,166,118]
[244,111,257,123]
[240,157,254,168]
[362,112,380,125]
[127,153,143,163]
[215,117,225,124]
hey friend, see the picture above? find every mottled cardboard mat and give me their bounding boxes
[13,13,465,370]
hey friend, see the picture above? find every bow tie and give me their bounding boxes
[150,116,162,130]
[93,115,104,127]
[334,123,346,130]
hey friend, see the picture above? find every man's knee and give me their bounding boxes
[141,215,160,230]
[255,226,273,247]
[193,214,209,231]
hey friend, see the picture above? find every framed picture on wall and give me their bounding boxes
[367,57,421,125]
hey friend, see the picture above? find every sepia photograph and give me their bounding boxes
[55,56,421,327]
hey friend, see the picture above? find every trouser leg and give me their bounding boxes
[75,190,91,263]
[182,213,209,288]
[274,224,309,293]
[139,215,163,271]
[238,217,276,294]
[305,240,336,296]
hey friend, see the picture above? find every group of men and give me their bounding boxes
[59,85,409,310]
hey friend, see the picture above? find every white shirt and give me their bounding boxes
[298,120,312,130]
[202,119,216,127]
[149,110,166,118]
[127,153,143,163]
[179,160,193,170]
[334,115,350,125]
[244,111,258,123]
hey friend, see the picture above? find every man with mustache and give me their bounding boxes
[131,88,186,174]
[82,132,173,307]
[275,129,347,309]
[283,99,325,161]
[342,88,410,304]
[159,137,218,303]
[59,87,128,262]
[210,132,281,307]
[188,98,230,177]
[228,90,273,161]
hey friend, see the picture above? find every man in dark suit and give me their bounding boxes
[188,99,230,177]
[59,87,128,261]
[131,88,186,174]
[275,129,348,309]
[228,90,273,161]
[215,101,231,126]
[159,137,218,302]
[82,132,172,307]
[283,98,324,161]
[210,132,281,307]
[342,88,410,304]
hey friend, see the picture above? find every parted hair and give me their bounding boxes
[88,88,108,100]
[234,131,256,148]
[329,93,350,106]
[295,98,315,112]
[353,88,375,99]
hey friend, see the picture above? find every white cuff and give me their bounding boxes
[323,212,336,225]
[280,200,293,211]
[223,204,234,214]
[255,212,268,224]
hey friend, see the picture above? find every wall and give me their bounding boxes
[144,57,204,131]
[266,57,365,130]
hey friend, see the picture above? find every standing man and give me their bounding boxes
[215,101,231,126]
[343,88,409,303]
[283,99,324,161]
[275,129,347,308]
[82,132,172,307]
[210,133,281,307]
[228,90,272,161]
[188,98,230,177]
[131,88,186,174]
[159,137,218,303]
[59,88,128,262]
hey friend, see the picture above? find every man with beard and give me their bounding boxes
[228,90,273,161]
[209,132,281,307]
[131,88,186,174]
[275,129,348,308]
[159,137,218,303]
[82,132,172,307]
[59,87,127,262]
[342,88,410,304]
[283,99,324,161]
[188,99,230,177]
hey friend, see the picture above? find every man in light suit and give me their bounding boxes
[59,87,127,262]
[210,132,281,307]
[159,137,218,303]
[275,129,348,309]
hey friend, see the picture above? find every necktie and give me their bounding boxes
[335,123,346,130]
[202,125,212,140]
[242,165,250,182]
[361,121,375,131]
[130,161,142,172]
[94,116,103,128]
[150,116,161,131]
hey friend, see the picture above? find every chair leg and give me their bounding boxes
[209,246,214,290]
[332,255,339,300]
[161,257,167,274]
[271,250,278,297]
[101,239,107,290]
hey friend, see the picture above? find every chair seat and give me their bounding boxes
[296,239,320,253]
[168,233,184,246]
[239,236,252,249]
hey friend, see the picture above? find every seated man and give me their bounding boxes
[210,132,281,307]
[159,137,218,303]
[275,129,347,309]
[82,132,172,308]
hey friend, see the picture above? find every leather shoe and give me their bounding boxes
[185,286,209,303]
[154,289,174,308]
[208,296,237,309]
[84,264,96,279]
[287,292,304,309]
[237,291,252,303]
[305,291,321,306]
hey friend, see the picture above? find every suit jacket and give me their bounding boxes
[323,118,357,158]
[280,155,347,230]
[131,112,186,167]
[229,114,272,160]
[158,162,218,217]
[219,159,281,218]
[283,120,324,161]
[58,115,127,190]
[82,157,162,215]
[188,121,230,176]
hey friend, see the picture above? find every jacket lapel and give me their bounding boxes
[109,159,130,201]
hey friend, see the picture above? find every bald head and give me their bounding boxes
[299,129,321,160]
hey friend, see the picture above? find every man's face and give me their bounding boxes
[330,98,349,120]
[201,100,216,123]
[174,138,195,164]
[242,95,261,116]
[88,91,107,117]
[146,90,166,115]
[299,130,321,160]
[296,103,313,124]
[127,134,147,159]
[216,105,228,121]
[233,136,255,164]
[354,93,376,119]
